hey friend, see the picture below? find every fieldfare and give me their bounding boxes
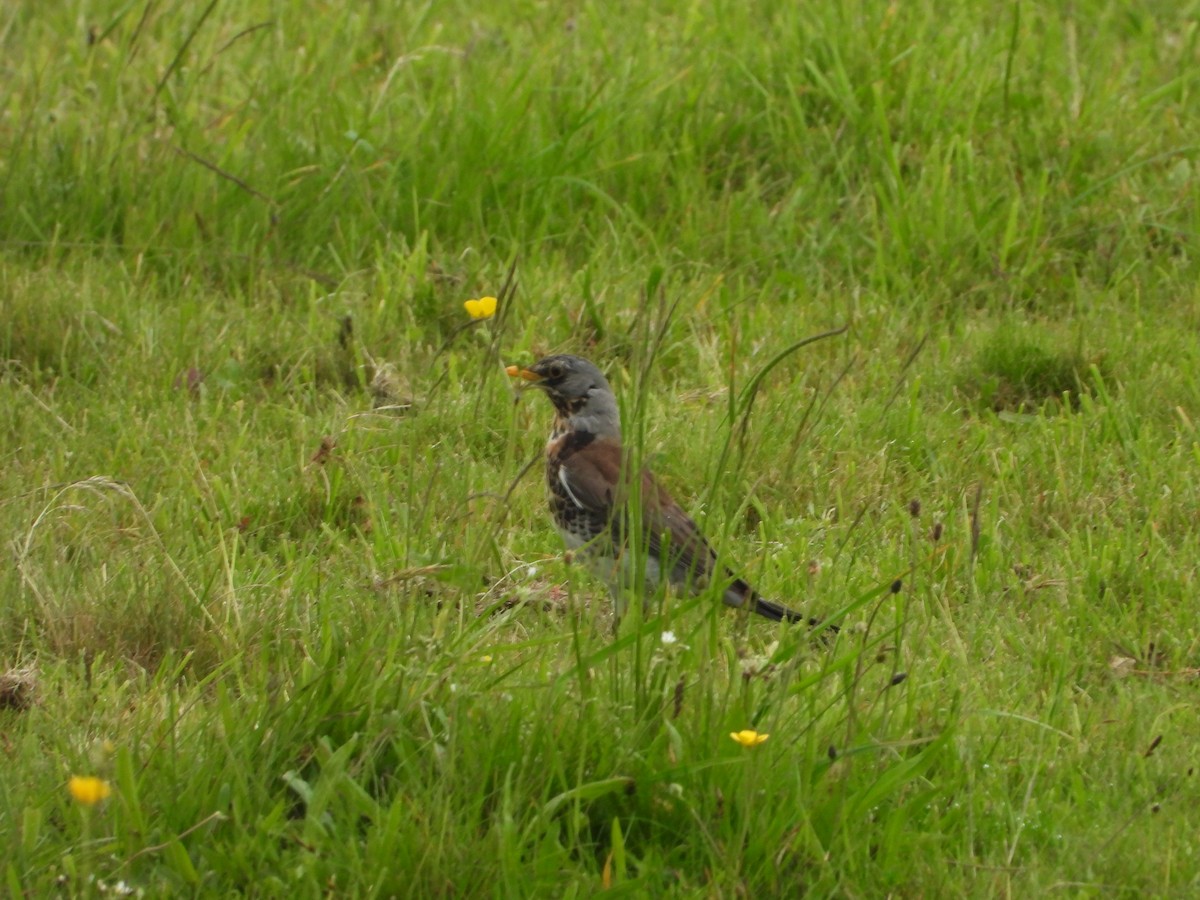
[507,354,830,628]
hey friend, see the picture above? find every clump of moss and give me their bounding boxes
[964,328,1094,412]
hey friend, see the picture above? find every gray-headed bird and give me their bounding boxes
[508,354,833,631]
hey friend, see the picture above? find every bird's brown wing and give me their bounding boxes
[558,436,721,587]
[638,469,720,587]
[554,435,623,519]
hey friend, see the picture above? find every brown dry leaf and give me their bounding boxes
[1108,656,1137,678]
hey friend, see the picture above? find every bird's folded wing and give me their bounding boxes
[557,437,717,580]
[555,436,622,516]
[640,472,719,582]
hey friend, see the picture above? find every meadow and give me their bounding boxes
[2,0,1199,895]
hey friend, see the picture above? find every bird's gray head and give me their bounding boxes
[507,354,621,438]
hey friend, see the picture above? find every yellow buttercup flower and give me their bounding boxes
[730,729,769,747]
[463,296,498,320]
[68,775,112,805]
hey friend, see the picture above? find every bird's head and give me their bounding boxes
[506,354,620,437]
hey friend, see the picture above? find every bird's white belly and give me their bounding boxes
[557,528,663,600]
[557,526,588,550]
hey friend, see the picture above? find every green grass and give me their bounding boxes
[963,321,1095,411]
[3,0,1200,895]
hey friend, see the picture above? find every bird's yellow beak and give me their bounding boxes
[505,364,542,382]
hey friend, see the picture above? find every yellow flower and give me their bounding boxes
[68,775,112,805]
[730,729,769,747]
[463,296,498,320]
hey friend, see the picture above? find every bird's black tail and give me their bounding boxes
[729,578,837,634]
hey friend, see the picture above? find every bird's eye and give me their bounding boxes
[546,362,565,380]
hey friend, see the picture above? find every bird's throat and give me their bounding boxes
[548,405,621,446]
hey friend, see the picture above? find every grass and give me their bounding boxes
[962,322,1094,411]
[2,0,1199,895]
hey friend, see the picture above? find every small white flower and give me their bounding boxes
[525,565,539,578]
[661,631,677,645]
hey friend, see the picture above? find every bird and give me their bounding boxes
[506,353,831,630]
